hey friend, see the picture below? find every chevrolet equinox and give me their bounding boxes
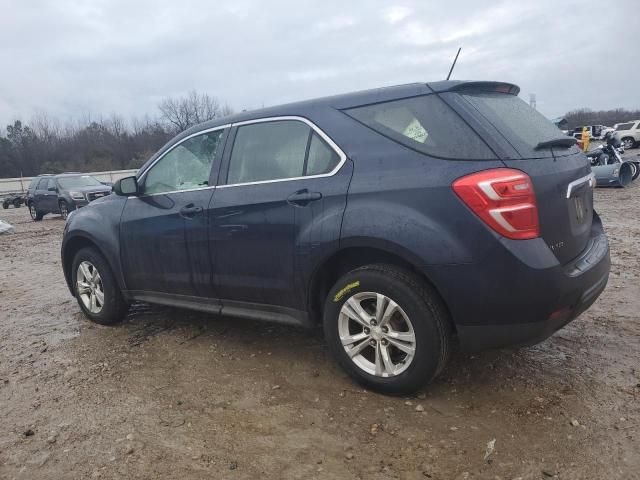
[61,81,610,394]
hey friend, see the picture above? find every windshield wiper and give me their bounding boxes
[534,137,577,150]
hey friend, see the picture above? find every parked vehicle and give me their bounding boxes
[572,125,610,140]
[2,193,24,209]
[586,131,639,180]
[61,81,610,394]
[614,120,640,149]
[26,173,112,221]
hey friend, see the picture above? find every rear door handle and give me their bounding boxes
[287,189,322,206]
[179,204,203,218]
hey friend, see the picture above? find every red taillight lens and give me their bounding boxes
[452,168,540,240]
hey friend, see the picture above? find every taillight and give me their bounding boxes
[452,168,539,240]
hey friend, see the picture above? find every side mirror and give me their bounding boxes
[113,176,139,196]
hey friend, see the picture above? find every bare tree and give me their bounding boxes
[158,90,232,133]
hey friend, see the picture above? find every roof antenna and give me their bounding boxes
[446,47,462,81]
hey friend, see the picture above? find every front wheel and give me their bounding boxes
[28,203,43,221]
[59,201,70,220]
[72,247,129,324]
[323,264,451,395]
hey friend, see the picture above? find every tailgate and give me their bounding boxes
[450,87,594,265]
[502,151,593,265]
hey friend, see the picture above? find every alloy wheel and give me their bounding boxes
[338,292,416,377]
[76,261,104,314]
[623,138,635,150]
[28,204,37,220]
[60,203,68,220]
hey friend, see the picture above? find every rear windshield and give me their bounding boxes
[460,92,569,157]
[57,175,103,189]
[344,94,496,160]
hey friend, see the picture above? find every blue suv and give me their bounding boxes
[61,81,610,394]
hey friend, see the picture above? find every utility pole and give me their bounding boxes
[529,93,537,110]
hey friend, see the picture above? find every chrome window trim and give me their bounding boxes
[131,116,346,197]
[218,115,347,189]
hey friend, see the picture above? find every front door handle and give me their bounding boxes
[287,189,322,206]
[179,204,203,218]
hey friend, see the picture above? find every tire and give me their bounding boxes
[323,264,451,395]
[622,137,636,150]
[71,247,129,325]
[28,203,43,221]
[630,162,640,181]
[2,202,7,209]
[59,200,70,220]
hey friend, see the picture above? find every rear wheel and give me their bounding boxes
[2,202,7,209]
[323,264,451,395]
[622,137,636,150]
[28,203,43,221]
[72,247,128,324]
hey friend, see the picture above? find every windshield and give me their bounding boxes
[57,175,103,189]
[461,92,571,158]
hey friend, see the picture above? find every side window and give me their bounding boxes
[345,94,497,159]
[306,133,340,176]
[47,178,56,190]
[37,178,49,190]
[143,130,223,195]
[227,121,310,185]
[616,123,634,131]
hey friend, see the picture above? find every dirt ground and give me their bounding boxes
[1,156,639,480]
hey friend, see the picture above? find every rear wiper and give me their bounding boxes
[534,137,577,150]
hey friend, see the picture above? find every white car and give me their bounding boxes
[614,120,640,149]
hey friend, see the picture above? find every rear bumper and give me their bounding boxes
[426,213,610,351]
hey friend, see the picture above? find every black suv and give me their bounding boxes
[26,173,112,220]
[61,81,610,394]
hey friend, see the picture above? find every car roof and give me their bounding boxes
[181,80,520,135]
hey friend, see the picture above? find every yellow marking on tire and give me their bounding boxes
[333,281,360,302]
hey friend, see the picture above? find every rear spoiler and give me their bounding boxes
[427,81,520,96]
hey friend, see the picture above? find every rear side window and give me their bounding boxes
[307,133,340,176]
[344,94,496,160]
[616,123,634,131]
[460,92,569,157]
[226,120,342,185]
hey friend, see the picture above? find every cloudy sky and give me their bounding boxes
[0,0,638,127]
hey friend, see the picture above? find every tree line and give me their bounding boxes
[0,91,232,178]
[2,98,638,178]
[563,108,640,130]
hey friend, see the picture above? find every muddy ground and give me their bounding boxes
[1,159,639,479]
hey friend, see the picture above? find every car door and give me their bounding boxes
[44,178,59,212]
[120,127,227,298]
[209,117,350,313]
[35,178,51,212]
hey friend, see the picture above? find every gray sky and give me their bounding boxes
[1,0,638,127]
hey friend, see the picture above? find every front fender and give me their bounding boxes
[61,196,127,294]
